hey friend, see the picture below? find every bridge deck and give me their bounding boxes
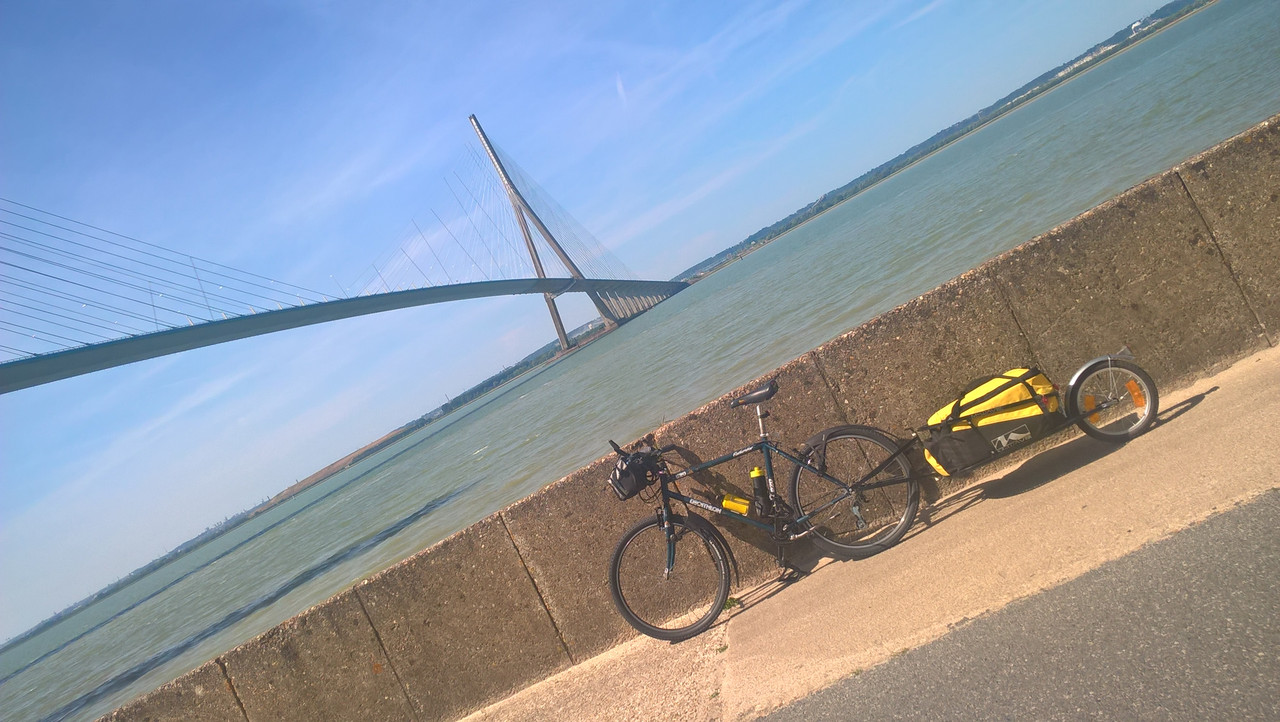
[0,277,687,393]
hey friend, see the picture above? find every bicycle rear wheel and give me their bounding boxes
[1068,358,1159,442]
[790,425,919,559]
[608,513,731,641]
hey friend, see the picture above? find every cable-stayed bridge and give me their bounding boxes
[0,117,687,394]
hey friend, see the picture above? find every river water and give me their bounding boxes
[3,1,1278,719]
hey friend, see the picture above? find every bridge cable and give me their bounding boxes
[411,219,454,284]
[430,209,489,281]
[2,232,257,316]
[0,198,329,300]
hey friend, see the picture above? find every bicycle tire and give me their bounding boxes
[1068,358,1159,442]
[789,425,919,559]
[608,513,731,641]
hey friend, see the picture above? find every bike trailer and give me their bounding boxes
[920,368,1063,476]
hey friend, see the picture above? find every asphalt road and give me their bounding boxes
[764,489,1280,721]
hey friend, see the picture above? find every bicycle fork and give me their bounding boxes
[657,508,677,579]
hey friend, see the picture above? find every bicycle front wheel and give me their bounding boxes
[608,513,731,641]
[1068,358,1159,442]
[790,425,919,559]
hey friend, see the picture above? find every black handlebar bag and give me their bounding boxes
[608,456,658,500]
[921,368,1063,476]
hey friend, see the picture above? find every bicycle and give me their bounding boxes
[604,349,1158,641]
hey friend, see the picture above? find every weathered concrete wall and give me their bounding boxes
[219,591,412,720]
[103,115,1278,722]
[354,517,571,720]
[1177,128,1280,345]
[102,662,246,721]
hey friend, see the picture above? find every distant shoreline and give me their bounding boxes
[676,0,1217,281]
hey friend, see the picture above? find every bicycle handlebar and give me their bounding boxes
[607,440,676,460]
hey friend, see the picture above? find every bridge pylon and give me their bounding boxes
[469,115,622,351]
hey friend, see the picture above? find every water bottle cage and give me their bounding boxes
[759,496,792,520]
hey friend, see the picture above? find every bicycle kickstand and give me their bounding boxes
[773,529,805,584]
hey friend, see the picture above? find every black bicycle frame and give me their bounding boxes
[649,384,1134,533]
[654,437,909,533]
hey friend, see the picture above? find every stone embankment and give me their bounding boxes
[106,114,1279,721]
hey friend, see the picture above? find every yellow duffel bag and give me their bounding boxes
[921,368,1062,476]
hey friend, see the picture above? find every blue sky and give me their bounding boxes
[0,0,1171,640]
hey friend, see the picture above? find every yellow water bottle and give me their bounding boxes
[748,466,768,516]
[720,493,751,515]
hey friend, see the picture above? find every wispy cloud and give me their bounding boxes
[605,112,825,249]
[560,3,894,256]
[895,0,949,29]
[265,139,435,230]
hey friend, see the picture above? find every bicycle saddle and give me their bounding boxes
[730,379,778,407]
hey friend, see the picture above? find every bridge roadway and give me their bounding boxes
[460,343,1280,721]
[0,277,686,394]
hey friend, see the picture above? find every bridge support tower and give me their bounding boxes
[470,115,621,351]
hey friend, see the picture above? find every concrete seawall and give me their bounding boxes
[106,114,1279,722]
